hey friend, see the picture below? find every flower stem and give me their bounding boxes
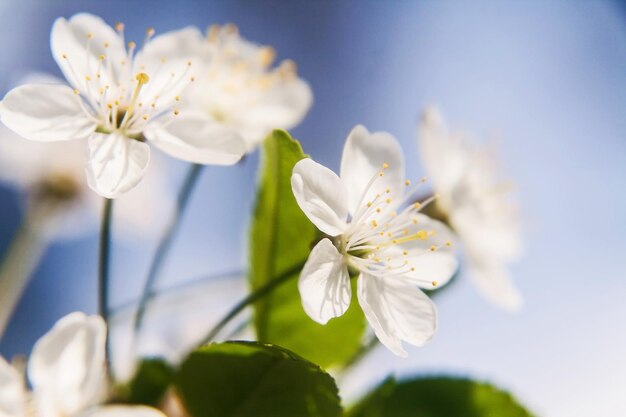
[99,198,113,368]
[0,204,48,340]
[133,163,204,334]
[199,261,306,345]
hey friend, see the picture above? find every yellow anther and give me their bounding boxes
[99,54,105,60]
[445,241,452,247]
[432,281,438,287]
[73,89,79,95]
[392,239,398,244]
[207,24,220,41]
[387,232,392,237]
[87,32,93,39]
[115,22,125,32]
[259,46,276,66]
[190,76,196,82]
[114,100,119,105]
[160,57,167,63]
[416,230,429,240]
[174,109,180,116]
[379,232,384,236]
[62,53,67,59]
[104,42,110,48]
[146,27,155,37]
[371,220,378,228]
[385,188,391,194]
[187,61,192,66]
[107,103,113,109]
[128,41,137,49]
[378,171,385,177]
[135,72,150,84]
[402,229,409,235]
[421,177,427,183]
[382,162,389,169]
[430,246,437,252]
[413,202,422,209]
[405,179,411,186]
[85,76,91,81]
[374,257,381,263]
[403,251,408,256]
[224,23,238,34]
[385,198,391,204]
[367,202,373,207]
[175,96,180,101]
[142,115,148,121]
[411,267,416,271]
[376,208,381,213]
[412,218,418,224]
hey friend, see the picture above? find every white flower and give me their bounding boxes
[0,312,166,417]
[291,125,459,357]
[0,13,246,198]
[419,107,523,310]
[141,23,312,151]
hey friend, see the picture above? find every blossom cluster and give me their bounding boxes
[0,12,523,417]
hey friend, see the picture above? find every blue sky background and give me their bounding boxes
[0,1,624,416]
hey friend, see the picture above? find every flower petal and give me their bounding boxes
[86,132,150,198]
[291,158,349,236]
[235,79,313,150]
[0,84,96,142]
[299,239,351,325]
[0,357,26,417]
[145,114,245,166]
[51,13,126,92]
[81,405,167,417]
[357,273,437,357]
[418,107,471,199]
[340,125,405,213]
[467,258,522,311]
[28,313,106,417]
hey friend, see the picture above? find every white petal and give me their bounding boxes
[235,79,313,149]
[138,26,205,62]
[357,274,437,357]
[81,405,167,417]
[86,132,150,198]
[467,258,522,311]
[0,84,96,142]
[0,357,27,417]
[51,13,126,91]
[28,313,106,417]
[298,239,352,324]
[291,158,349,236]
[340,125,405,213]
[145,114,245,165]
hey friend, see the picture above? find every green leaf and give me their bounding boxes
[125,358,175,406]
[249,129,365,368]
[347,376,534,417]
[174,341,342,417]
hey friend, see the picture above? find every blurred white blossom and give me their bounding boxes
[291,125,458,357]
[144,23,312,152]
[0,312,166,417]
[0,13,245,198]
[419,107,523,310]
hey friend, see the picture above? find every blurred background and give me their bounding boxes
[0,1,624,416]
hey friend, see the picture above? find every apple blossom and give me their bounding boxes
[419,107,523,310]
[0,13,246,198]
[291,125,458,357]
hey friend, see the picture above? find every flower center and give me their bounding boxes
[61,24,195,138]
[341,164,451,286]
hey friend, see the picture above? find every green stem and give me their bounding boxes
[199,261,306,345]
[0,205,48,340]
[133,163,204,334]
[99,198,113,369]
